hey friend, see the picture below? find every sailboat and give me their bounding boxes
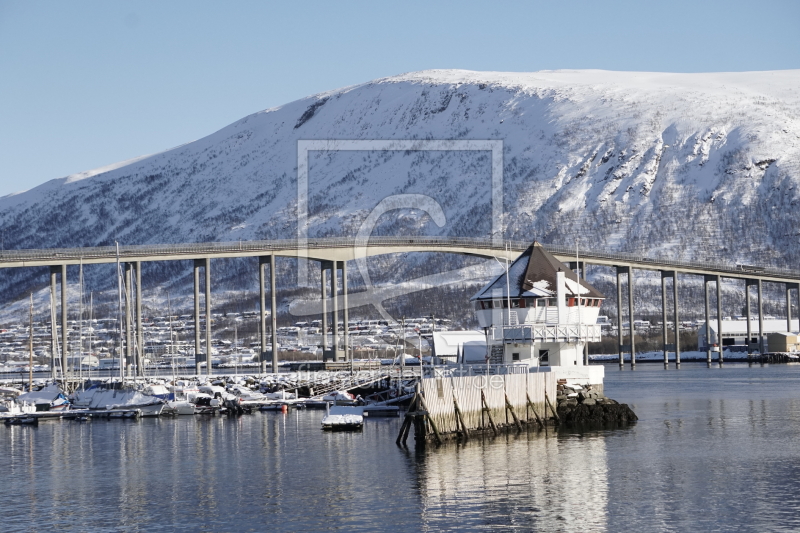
[71,244,165,417]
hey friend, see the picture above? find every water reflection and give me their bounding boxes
[412,429,609,531]
[5,364,800,531]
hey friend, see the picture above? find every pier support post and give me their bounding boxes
[704,275,712,366]
[661,271,669,368]
[125,263,132,375]
[50,266,58,379]
[259,257,267,373]
[717,275,724,365]
[673,272,680,367]
[61,263,68,378]
[757,279,764,355]
[270,254,278,375]
[616,266,624,367]
[135,262,143,376]
[342,260,349,363]
[193,260,201,375]
[205,257,211,377]
[627,267,635,368]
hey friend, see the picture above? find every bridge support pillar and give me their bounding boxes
[757,279,764,356]
[259,257,267,373]
[745,279,753,355]
[704,275,713,366]
[661,271,669,368]
[321,262,329,353]
[717,275,724,366]
[627,267,635,368]
[205,257,212,377]
[193,260,201,375]
[59,263,67,379]
[135,262,143,376]
[787,283,794,334]
[270,254,278,374]
[616,267,625,368]
[49,266,58,380]
[322,261,344,362]
[125,263,132,376]
[672,272,680,367]
[342,260,349,363]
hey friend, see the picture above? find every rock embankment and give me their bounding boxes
[555,382,637,426]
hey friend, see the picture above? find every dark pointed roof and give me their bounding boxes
[471,242,605,300]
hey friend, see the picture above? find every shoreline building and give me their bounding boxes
[470,241,605,386]
[698,319,800,352]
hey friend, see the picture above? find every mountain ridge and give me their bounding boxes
[1,68,799,312]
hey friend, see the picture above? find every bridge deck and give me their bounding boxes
[0,237,797,284]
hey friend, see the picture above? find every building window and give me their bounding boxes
[511,299,520,308]
[512,352,520,361]
[537,299,547,308]
[539,349,549,365]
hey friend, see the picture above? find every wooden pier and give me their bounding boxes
[397,371,557,444]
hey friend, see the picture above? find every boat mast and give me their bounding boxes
[167,291,175,382]
[79,259,83,386]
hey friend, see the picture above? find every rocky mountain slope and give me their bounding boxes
[1,69,799,319]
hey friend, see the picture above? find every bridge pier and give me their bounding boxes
[49,266,58,379]
[569,260,590,365]
[259,257,267,373]
[717,275,723,366]
[704,275,713,367]
[616,267,624,368]
[270,254,278,374]
[193,260,201,375]
[661,271,669,368]
[342,260,349,363]
[745,279,753,355]
[135,262,143,377]
[125,263,132,376]
[674,272,680,367]
[321,263,329,353]
[321,261,345,362]
[205,257,212,377]
[628,267,635,368]
[757,279,764,356]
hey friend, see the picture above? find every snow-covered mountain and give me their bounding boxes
[2,69,800,314]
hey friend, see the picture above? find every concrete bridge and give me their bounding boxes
[2,236,799,375]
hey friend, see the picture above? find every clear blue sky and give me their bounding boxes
[1,0,798,197]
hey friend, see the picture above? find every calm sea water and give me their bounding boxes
[4,363,800,532]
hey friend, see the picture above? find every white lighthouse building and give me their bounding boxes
[471,242,605,385]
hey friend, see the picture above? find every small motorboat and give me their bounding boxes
[321,405,364,431]
[4,416,38,426]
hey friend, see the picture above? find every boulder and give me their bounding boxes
[557,401,637,425]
